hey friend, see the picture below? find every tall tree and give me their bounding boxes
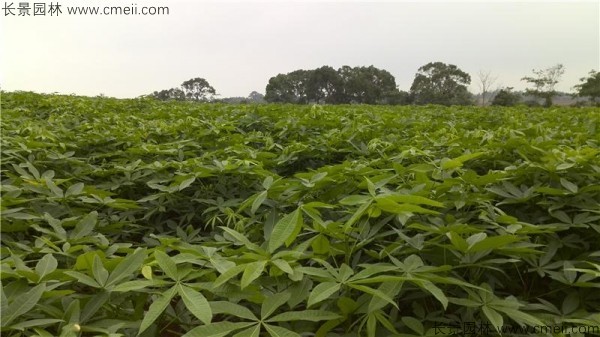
[410,62,473,106]
[247,91,265,103]
[181,77,216,101]
[151,88,185,101]
[477,70,497,106]
[265,70,311,104]
[521,64,564,107]
[338,66,398,104]
[573,70,600,105]
[491,87,521,106]
[307,66,343,104]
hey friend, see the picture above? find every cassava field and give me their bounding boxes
[1,91,599,337]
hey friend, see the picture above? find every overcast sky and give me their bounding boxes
[1,0,598,98]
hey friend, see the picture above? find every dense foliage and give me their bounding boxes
[1,92,599,337]
[491,88,521,107]
[409,62,473,106]
[265,66,401,104]
[574,70,600,105]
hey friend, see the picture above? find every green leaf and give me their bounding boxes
[307,282,341,308]
[35,253,58,281]
[376,198,439,215]
[311,234,330,255]
[468,235,520,253]
[1,285,8,317]
[178,284,212,325]
[251,191,268,214]
[368,281,403,313]
[269,209,302,252]
[65,182,84,197]
[241,261,267,289]
[70,211,98,239]
[482,306,503,333]
[8,319,64,331]
[442,152,485,169]
[138,285,177,335]
[413,280,448,309]
[339,195,372,205]
[447,232,468,252]
[343,201,372,233]
[111,280,154,292]
[46,178,64,197]
[213,264,247,288]
[349,284,399,310]
[385,194,444,207]
[498,307,544,326]
[233,325,261,337]
[92,255,109,287]
[221,227,262,252]
[178,176,196,191]
[105,248,146,287]
[401,316,424,335]
[560,178,578,193]
[264,324,301,337]
[81,292,109,323]
[271,259,294,275]
[261,291,291,319]
[2,283,46,327]
[183,322,255,337]
[153,250,178,281]
[210,301,258,321]
[268,310,340,322]
[64,271,101,288]
[142,265,153,280]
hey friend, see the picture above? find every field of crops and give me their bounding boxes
[1,91,599,337]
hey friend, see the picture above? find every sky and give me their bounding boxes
[1,0,599,98]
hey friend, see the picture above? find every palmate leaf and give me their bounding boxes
[178,284,212,325]
[261,291,291,319]
[70,211,98,240]
[105,248,146,287]
[35,253,58,281]
[251,190,268,214]
[307,282,341,308]
[153,250,178,281]
[267,310,341,322]
[183,322,255,337]
[138,285,177,335]
[264,324,301,337]
[214,264,247,287]
[241,261,267,289]
[8,318,64,331]
[210,301,258,321]
[268,209,303,252]
[482,306,504,333]
[2,283,46,327]
[233,325,261,337]
[349,284,399,310]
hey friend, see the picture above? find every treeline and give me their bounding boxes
[264,65,408,105]
[150,63,600,107]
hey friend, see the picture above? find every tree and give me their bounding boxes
[247,91,265,103]
[410,62,473,106]
[307,66,343,104]
[181,77,216,101]
[151,88,185,101]
[266,65,400,104]
[573,70,600,105]
[265,70,311,104]
[477,70,497,106]
[491,87,521,106]
[337,65,398,104]
[521,64,564,107]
